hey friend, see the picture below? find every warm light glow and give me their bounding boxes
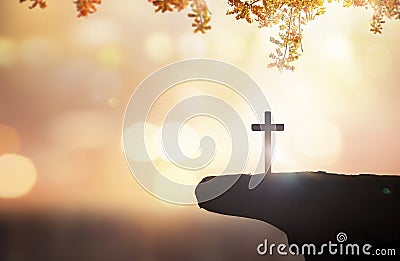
[151,164,202,188]
[212,33,248,62]
[97,46,123,68]
[89,69,122,103]
[1,0,400,211]
[178,33,207,58]
[182,116,233,172]
[145,33,173,62]
[0,154,37,199]
[20,37,60,67]
[125,122,201,163]
[47,111,115,150]
[324,33,351,62]
[124,122,160,162]
[273,146,300,172]
[108,97,120,108]
[0,38,16,67]
[178,123,201,159]
[71,19,121,47]
[294,118,342,161]
[361,43,392,78]
[0,124,21,155]
[146,116,236,185]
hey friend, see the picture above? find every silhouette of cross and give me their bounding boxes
[252,111,284,174]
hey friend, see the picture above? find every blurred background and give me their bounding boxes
[0,0,399,260]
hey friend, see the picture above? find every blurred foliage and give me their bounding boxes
[226,0,400,71]
[19,0,102,17]
[149,0,212,33]
[20,0,400,71]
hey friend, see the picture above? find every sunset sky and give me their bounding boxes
[0,0,399,223]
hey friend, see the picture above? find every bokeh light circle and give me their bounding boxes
[0,38,17,67]
[0,154,37,198]
[294,118,342,160]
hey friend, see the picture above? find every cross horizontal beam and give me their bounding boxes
[251,124,284,132]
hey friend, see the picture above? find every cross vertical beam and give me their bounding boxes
[252,111,284,174]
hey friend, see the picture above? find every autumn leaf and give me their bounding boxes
[75,0,102,17]
[19,0,47,9]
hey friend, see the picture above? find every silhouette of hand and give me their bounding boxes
[195,172,400,260]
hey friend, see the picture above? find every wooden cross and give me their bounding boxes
[252,111,284,174]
